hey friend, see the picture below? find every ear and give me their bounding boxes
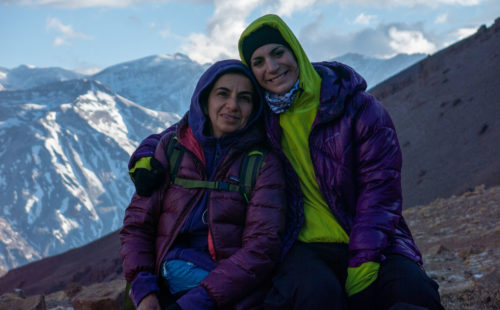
[202,102,208,115]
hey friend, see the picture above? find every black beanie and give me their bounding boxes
[242,25,291,65]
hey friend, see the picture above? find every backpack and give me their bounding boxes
[165,136,266,203]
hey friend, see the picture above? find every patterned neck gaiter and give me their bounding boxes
[265,79,300,114]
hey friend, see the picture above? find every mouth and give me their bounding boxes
[267,71,288,83]
[220,113,240,122]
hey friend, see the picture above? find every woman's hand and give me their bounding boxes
[137,293,161,310]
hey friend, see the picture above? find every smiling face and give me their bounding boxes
[249,43,299,96]
[206,73,255,138]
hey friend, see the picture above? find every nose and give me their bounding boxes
[265,58,279,73]
[225,95,238,110]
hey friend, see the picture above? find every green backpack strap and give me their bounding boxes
[238,148,267,203]
[166,136,183,183]
[165,135,266,203]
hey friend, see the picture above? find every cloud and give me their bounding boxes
[47,17,92,46]
[0,0,483,8]
[273,0,318,17]
[388,27,437,54]
[159,27,171,39]
[53,37,67,46]
[354,13,377,25]
[453,27,477,40]
[299,15,439,60]
[181,0,265,64]
[176,0,484,64]
[0,0,173,8]
[290,0,483,7]
[435,13,448,24]
[299,15,392,59]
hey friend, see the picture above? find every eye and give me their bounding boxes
[273,49,284,58]
[239,95,252,103]
[216,90,229,97]
[251,58,263,68]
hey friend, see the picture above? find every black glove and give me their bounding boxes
[164,302,182,310]
[132,157,166,197]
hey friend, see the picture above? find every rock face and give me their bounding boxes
[369,18,500,208]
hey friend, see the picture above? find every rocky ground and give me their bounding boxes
[1,184,498,309]
[404,184,500,310]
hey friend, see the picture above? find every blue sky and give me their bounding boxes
[1,0,498,74]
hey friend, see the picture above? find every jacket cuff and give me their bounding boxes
[345,261,380,296]
[130,271,160,307]
[176,286,214,310]
[348,249,384,267]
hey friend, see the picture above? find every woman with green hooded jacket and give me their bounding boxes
[237,14,443,310]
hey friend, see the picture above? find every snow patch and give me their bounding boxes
[20,103,47,110]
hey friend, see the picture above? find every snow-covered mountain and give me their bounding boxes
[0,65,84,91]
[0,79,177,274]
[92,53,207,116]
[332,53,426,89]
[0,67,8,91]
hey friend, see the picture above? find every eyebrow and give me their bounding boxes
[251,45,285,61]
[271,45,284,53]
[214,86,253,95]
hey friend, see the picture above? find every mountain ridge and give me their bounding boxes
[0,78,178,275]
[369,17,500,208]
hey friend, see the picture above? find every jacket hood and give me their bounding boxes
[312,61,367,122]
[238,14,321,110]
[187,59,264,143]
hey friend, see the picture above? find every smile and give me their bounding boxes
[220,113,240,121]
[268,71,287,82]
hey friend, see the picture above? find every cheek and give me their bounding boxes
[207,102,217,122]
[252,68,265,84]
[242,105,253,122]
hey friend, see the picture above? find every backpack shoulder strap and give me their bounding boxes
[239,147,267,203]
[164,138,267,204]
[165,135,183,182]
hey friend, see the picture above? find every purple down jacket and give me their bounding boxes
[267,61,422,268]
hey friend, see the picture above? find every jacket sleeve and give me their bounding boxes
[348,92,403,267]
[128,123,178,170]
[200,151,287,307]
[120,136,172,282]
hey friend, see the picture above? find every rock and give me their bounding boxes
[0,292,46,310]
[71,278,126,310]
[64,282,82,298]
[44,290,72,310]
[427,244,451,256]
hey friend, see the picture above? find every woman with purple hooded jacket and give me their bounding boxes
[120,59,286,310]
